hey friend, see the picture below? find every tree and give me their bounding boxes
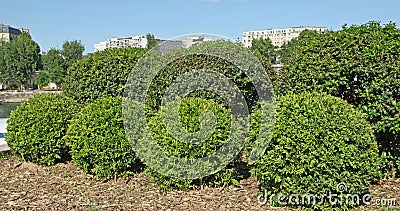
[0,41,9,84]
[35,71,50,89]
[250,38,277,64]
[61,40,84,68]
[42,48,65,70]
[48,66,64,88]
[278,29,319,64]
[41,40,84,88]
[41,48,65,88]
[0,33,40,88]
[146,33,158,49]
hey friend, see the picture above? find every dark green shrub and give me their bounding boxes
[63,47,147,105]
[142,41,268,114]
[251,92,382,209]
[145,97,242,189]
[65,97,142,180]
[123,41,274,189]
[276,21,400,172]
[5,93,80,165]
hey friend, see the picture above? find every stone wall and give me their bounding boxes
[0,91,62,103]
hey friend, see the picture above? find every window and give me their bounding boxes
[1,27,5,33]
[2,34,6,40]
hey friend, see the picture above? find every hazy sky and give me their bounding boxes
[2,0,399,53]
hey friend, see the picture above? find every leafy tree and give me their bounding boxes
[0,41,8,83]
[0,33,40,88]
[42,48,65,70]
[35,71,50,89]
[41,40,84,88]
[250,38,276,64]
[61,40,85,68]
[278,29,318,64]
[48,66,64,88]
[146,33,158,49]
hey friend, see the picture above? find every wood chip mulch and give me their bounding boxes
[0,156,398,210]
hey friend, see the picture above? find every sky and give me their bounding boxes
[1,0,400,54]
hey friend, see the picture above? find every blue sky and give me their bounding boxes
[2,0,400,53]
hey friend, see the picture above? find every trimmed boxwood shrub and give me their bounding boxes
[145,97,242,190]
[65,97,142,180]
[5,93,80,165]
[250,92,382,209]
[143,41,266,114]
[63,47,147,105]
[276,21,400,173]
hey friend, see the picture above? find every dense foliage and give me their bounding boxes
[276,21,400,172]
[63,47,147,105]
[251,92,382,209]
[65,97,142,180]
[5,94,80,165]
[35,71,50,89]
[0,33,40,88]
[146,33,158,49]
[250,38,278,85]
[144,41,270,114]
[145,97,242,189]
[41,41,84,88]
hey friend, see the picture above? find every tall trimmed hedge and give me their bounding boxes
[143,41,268,114]
[276,21,400,172]
[251,92,382,209]
[5,94,80,165]
[63,47,147,105]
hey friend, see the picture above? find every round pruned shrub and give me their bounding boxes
[63,47,147,105]
[276,21,400,172]
[142,41,266,115]
[145,97,242,190]
[65,97,142,180]
[5,93,80,165]
[250,92,382,209]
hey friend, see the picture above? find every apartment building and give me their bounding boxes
[242,26,327,48]
[0,23,29,42]
[182,36,213,48]
[94,35,147,52]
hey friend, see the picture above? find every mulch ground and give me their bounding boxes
[0,155,399,210]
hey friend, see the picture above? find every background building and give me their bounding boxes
[242,26,327,48]
[0,23,29,42]
[182,36,213,48]
[94,35,147,52]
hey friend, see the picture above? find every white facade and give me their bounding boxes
[94,35,148,52]
[242,26,328,48]
[182,36,213,48]
[94,41,108,52]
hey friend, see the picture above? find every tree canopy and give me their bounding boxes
[146,33,158,49]
[40,40,85,88]
[0,33,41,88]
